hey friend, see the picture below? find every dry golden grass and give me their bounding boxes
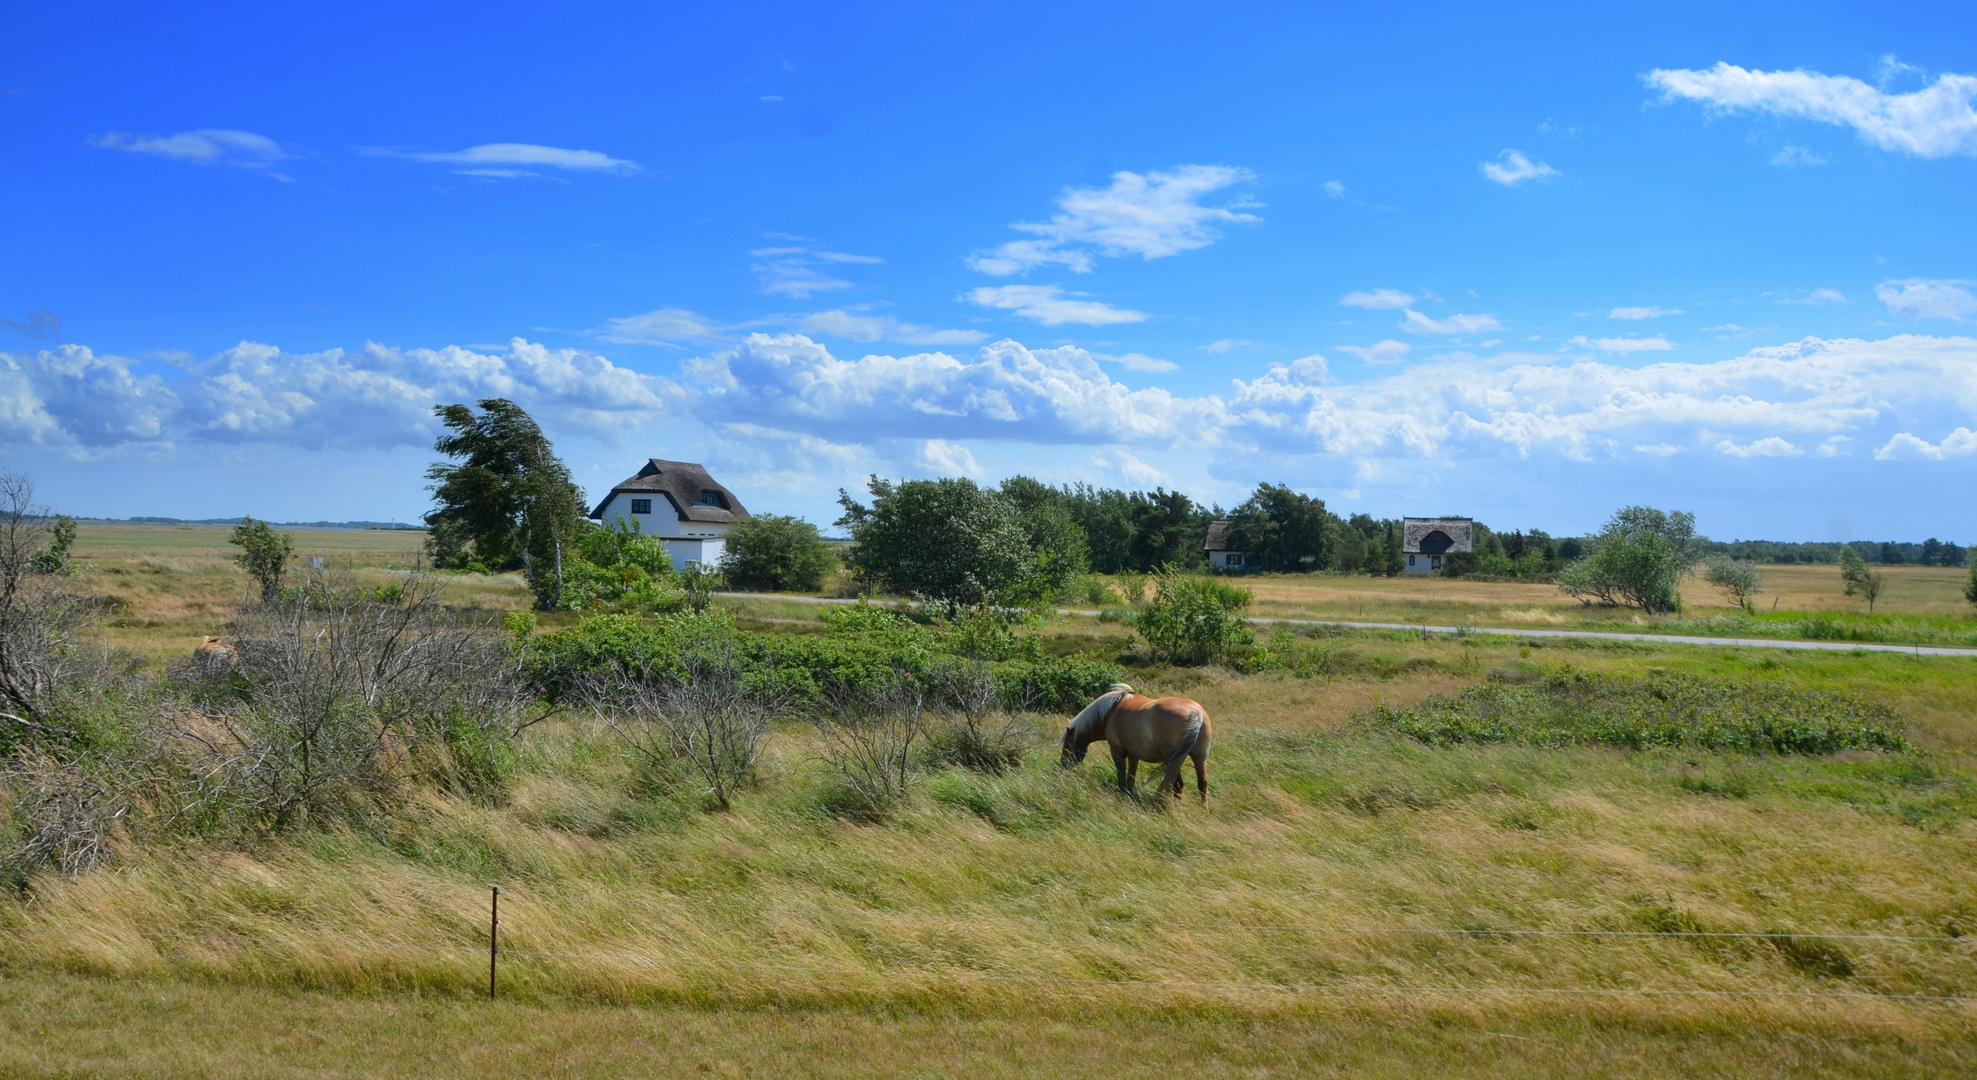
[6,534,1975,1076]
[5,970,1969,1079]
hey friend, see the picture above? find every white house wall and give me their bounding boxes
[595,493,731,570]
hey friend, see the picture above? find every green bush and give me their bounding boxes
[1364,669,1907,755]
[1134,570,1255,665]
[720,514,837,592]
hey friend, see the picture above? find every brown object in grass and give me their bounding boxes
[1060,683,1212,801]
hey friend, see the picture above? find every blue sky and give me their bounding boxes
[4,2,1976,541]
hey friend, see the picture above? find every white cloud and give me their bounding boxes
[1770,145,1826,167]
[1799,288,1848,306]
[1402,310,1506,335]
[799,310,987,346]
[1874,427,1977,460]
[360,143,639,174]
[601,307,732,345]
[1716,436,1804,457]
[1876,278,1977,321]
[1322,180,1346,198]
[1084,448,1167,488]
[754,260,851,298]
[1341,289,1415,310]
[90,129,288,174]
[1570,335,1675,353]
[964,285,1147,326]
[1199,338,1258,355]
[1479,149,1559,186]
[967,165,1259,275]
[1334,339,1412,365]
[0,339,680,453]
[1646,61,1977,158]
[1609,306,1682,320]
[1634,444,1686,456]
[918,439,982,477]
[1106,353,1179,373]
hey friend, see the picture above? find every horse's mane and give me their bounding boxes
[1067,684,1135,739]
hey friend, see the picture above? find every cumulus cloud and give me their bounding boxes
[1401,310,1506,335]
[1570,335,1675,353]
[1716,436,1804,457]
[1645,61,1977,158]
[966,165,1259,275]
[964,285,1147,326]
[1876,278,1977,321]
[1874,427,1977,460]
[1479,149,1559,186]
[359,142,639,175]
[0,339,680,453]
[1609,306,1682,320]
[1334,340,1412,364]
[1341,289,1415,310]
[90,129,289,175]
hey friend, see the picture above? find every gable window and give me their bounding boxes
[694,491,727,508]
[1226,553,1243,567]
[630,498,652,515]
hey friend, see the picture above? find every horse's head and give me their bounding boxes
[1059,684,1134,767]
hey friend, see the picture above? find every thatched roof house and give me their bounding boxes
[1402,517,1472,573]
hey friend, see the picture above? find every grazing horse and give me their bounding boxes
[193,636,236,672]
[1060,683,1211,801]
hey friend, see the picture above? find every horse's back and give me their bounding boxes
[1111,695,1209,760]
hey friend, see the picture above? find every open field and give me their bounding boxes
[12,526,1975,1075]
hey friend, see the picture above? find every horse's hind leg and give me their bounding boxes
[1194,754,1209,803]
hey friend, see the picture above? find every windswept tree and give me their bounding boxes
[1558,506,1705,613]
[836,476,1033,606]
[424,399,587,611]
[1227,483,1336,573]
[229,517,295,602]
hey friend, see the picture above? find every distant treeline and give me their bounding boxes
[94,516,427,531]
[1701,539,1967,566]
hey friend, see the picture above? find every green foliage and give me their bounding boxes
[1966,562,1977,606]
[423,398,587,611]
[29,515,75,575]
[1703,555,1763,613]
[1227,483,1335,573]
[719,514,836,592]
[227,517,295,602]
[1366,669,1908,755]
[1838,546,1888,613]
[1133,570,1256,665]
[1056,483,1210,573]
[835,476,1035,605]
[1558,506,1701,613]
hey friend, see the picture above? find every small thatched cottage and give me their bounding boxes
[589,459,749,570]
[1204,519,1244,569]
[1402,517,1472,574]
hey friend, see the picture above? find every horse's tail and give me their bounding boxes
[1163,706,1206,774]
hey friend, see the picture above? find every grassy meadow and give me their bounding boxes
[7,524,1974,1075]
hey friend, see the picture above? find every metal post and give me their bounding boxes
[489,886,500,1000]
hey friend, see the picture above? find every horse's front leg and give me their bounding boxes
[1113,748,1135,797]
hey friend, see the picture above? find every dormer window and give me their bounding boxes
[630,498,652,514]
[694,491,727,508]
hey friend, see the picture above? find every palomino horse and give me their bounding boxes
[1060,683,1211,801]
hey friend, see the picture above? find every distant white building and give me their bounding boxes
[589,459,749,570]
[1402,517,1472,574]
[1204,519,1244,569]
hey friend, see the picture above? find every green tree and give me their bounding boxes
[720,514,838,592]
[836,476,1033,605]
[1557,506,1703,613]
[998,477,1089,603]
[29,515,74,575]
[1227,483,1336,573]
[1703,555,1763,613]
[229,517,295,602]
[1965,563,1977,607]
[424,399,587,611]
[1838,545,1872,597]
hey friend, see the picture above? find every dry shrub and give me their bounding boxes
[0,745,128,882]
[163,570,531,831]
[812,676,929,816]
[924,660,1038,775]
[582,643,784,810]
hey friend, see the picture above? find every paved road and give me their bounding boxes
[719,593,1977,659]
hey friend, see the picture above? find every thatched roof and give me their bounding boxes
[1204,519,1236,552]
[1402,517,1472,554]
[588,459,750,524]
